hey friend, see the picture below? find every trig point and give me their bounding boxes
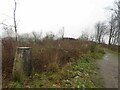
[12,47,32,81]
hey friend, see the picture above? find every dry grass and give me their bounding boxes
[100,43,118,52]
[2,37,16,86]
[2,37,91,86]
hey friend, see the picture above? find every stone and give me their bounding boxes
[12,47,32,81]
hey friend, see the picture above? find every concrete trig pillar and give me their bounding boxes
[12,47,32,81]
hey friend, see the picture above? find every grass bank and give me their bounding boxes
[8,48,105,88]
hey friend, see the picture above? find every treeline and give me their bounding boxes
[1,1,120,45]
[80,1,119,45]
[95,1,119,45]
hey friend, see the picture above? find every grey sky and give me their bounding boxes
[0,0,115,38]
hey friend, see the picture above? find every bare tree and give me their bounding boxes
[108,14,117,45]
[116,1,120,45]
[43,31,55,40]
[58,27,64,39]
[95,22,107,43]
[0,0,18,41]
[108,1,120,45]
[32,31,37,42]
[108,15,114,45]
[61,27,64,39]
[89,34,95,41]
[0,22,14,38]
[13,0,17,42]
[18,33,30,43]
[2,26,14,38]
[32,31,42,42]
[79,31,89,41]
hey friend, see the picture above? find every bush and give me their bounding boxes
[2,37,16,87]
[98,48,105,54]
[90,42,97,53]
[47,62,60,72]
[59,62,75,80]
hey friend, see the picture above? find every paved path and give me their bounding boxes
[96,51,118,88]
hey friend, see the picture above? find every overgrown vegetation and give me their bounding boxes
[1,0,119,88]
[2,37,105,88]
[100,43,119,53]
[7,49,105,88]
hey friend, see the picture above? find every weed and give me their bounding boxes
[3,37,105,88]
[8,81,23,88]
[90,42,97,53]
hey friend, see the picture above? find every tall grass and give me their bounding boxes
[2,37,16,86]
[2,37,92,86]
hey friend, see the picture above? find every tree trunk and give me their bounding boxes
[108,25,112,45]
[13,0,17,42]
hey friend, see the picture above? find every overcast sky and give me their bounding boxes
[0,0,115,38]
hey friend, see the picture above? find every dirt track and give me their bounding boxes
[96,50,118,88]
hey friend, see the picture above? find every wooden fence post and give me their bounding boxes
[12,47,32,81]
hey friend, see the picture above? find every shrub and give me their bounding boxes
[97,48,105,54]
[90,42,97,53]
[47,62,60,72]
[59,62,75,80]
[2,37,16,87]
